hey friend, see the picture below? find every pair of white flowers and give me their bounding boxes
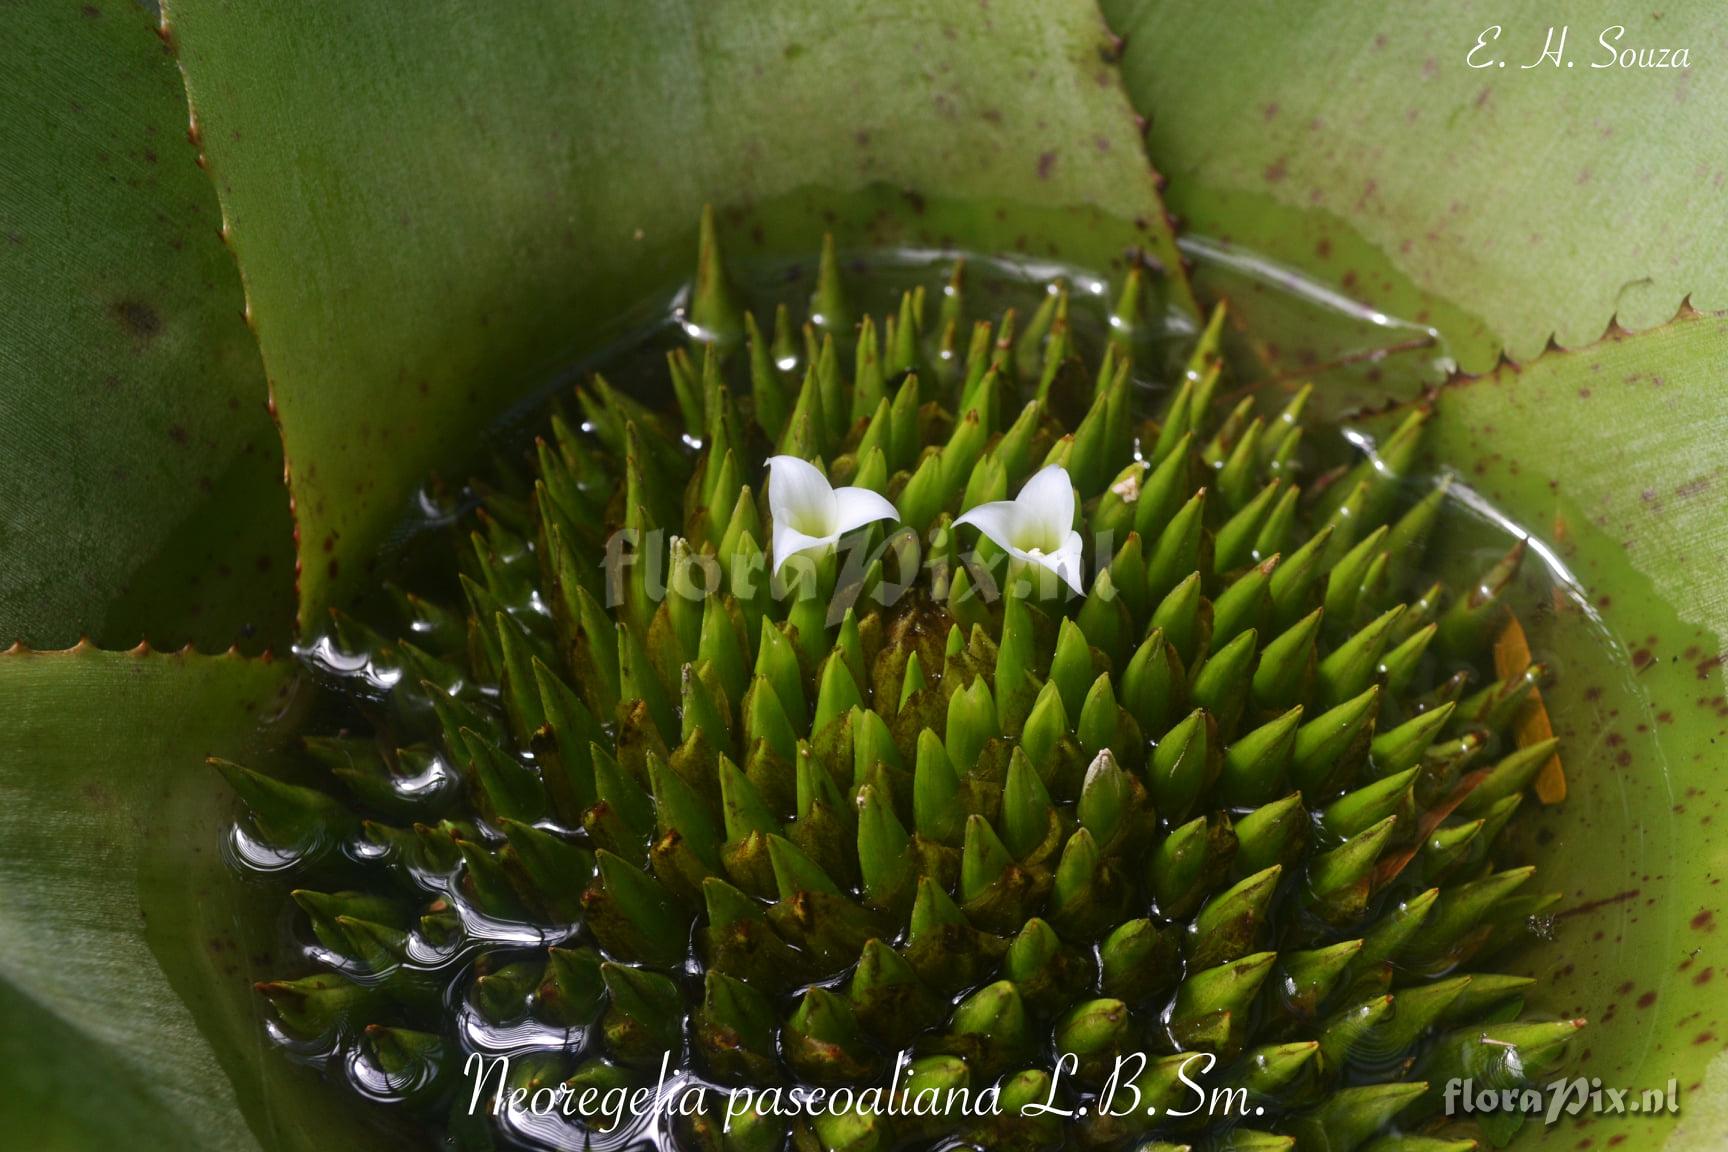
[765,455,1085,594]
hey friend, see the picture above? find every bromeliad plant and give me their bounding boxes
[9,6,1728,1152]
[223,221,1579,1152]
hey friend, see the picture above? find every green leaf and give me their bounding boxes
[1428,314,1728,684]
[0,1,293,650]
[1106,1,1727,378]
[0,646,398,1151]
[1415,312,1728,1151]
[164,0,1194,631]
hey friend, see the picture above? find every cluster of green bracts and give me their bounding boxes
[227,213,1578,1152]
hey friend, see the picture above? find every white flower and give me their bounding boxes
[954,464,1086,594]
[766,455,899,575]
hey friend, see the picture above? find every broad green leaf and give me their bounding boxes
[1417,312,1728,1150]
[1429,313,1728,641]
[1108,0,1727,375]
[164,0,1193,633]
[0,0,294,651]
[1177,232,1456,418]
[0,646,399,1151]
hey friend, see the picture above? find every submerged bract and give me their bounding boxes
[224,212,1578,1152]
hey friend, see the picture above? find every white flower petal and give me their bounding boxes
[771,523,839,575]
[831,486,900,535]
[953,500,1025,551]
[1014,540,1086,596]
[1047,530,1087,595]
[766,455,838,537]
[1016,464,1076,550]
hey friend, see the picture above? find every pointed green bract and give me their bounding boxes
[1216,480,1284,573]
[1075,672,1121,758]
[240,234,1577,1151]
[1135,431,1193,540]
[1122,627,1184,741]
[1370,701,1456,778]
[1047,617,1094,721]
[499,818,593,920]
[1077,748,1139,849]
[1190,866,1281,969]
[1172,951,1277,1032]
[1234,791,1309,877]
[1214,555,1277,643]
[1019,678,1069,770]
[913,728,964,845]
[584,849,688,966]
[768,833,843,901]
[1317,605,1403,707]
[1279,939,1363,1022]
[1347,887,1441,985]
[1322,525,1390,628]
[1310,815,1398,898]
[1001,747,1055,860]
[1150,708,1216,823]
[1420,1019,1583,1100]
[857,785,913,908]
[1321,768,1418,841]
[1192,626,1257,730]
[1456,738,1561,815]
[1222,706,1303,807]
[1292,686,1380,794]
[1404,866,1535,966]
[213,758,353,852]
[946,674,999,772]
[961,814,1015,901]
[1150,570,1206,666]
[689,204,742,345]
[257,972,378,1040]
[1270,524,1334,625]
[1288,1082,1427,1152]
[1146,489,1208,600]
[1438,538,1527,658]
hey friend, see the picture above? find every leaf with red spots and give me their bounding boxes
[164,0,1194,633]
[1105,1,1728,383]
[0,1,294,651]
[1418,311,1728,1149]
